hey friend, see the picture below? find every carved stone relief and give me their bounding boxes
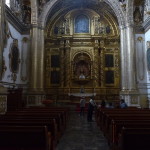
[0,95,7,114]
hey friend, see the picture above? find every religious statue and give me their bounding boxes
[134,6,143,24]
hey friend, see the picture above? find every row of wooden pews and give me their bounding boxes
[95,107,150,150]
[0,106,70,150]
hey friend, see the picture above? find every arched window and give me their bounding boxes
[75,15,89,33]
[5,0,10,7]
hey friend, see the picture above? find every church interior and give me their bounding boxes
[1,0,150,149]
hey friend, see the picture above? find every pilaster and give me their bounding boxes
[0,0,5,80]
[64,40,71,87]
[0,86,7,114]
[94,40,100,87]
[60,40,65,87]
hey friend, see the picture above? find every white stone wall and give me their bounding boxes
[2,22,30,88]
[145,29,150,99]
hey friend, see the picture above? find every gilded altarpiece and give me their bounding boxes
[45,8,120,101]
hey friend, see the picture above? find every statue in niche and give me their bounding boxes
[94,17,100,34]
[22,5,31,24]
[64,18,70,34]
[39,0,46,14]
[54,26,59,34]
[99,23,105,34]
[74,60,90,79]
[134,6,143,24]
[106,25,111,34]
[75,15,89,33]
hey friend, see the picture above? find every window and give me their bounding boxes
[75,15,89,33]
[5,0,10,7]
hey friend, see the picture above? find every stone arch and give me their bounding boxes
[126,0,134,25]
[38,0,126,28]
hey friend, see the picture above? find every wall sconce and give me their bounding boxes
[119,0,126,11]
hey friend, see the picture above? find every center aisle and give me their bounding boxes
[56,111,110,150]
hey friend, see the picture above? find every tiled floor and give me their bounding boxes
[56,111,110,150]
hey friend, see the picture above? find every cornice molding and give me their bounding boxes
[143,16,150,32]
[5,5,30,34]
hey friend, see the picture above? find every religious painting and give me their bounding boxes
[105,70,114,84]
[51,55,60,67]
[75,15,89,33]
[147,48,150,71]
[9,41,20,73]
[105,54,114,67]
[51,71,60,84]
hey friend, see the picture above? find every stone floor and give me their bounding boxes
[56,111,110,150]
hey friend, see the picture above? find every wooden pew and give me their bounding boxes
[95,107,138,125]
[102,113,150,135]
[21,110,67,130]
[26,106,70,122]
[0,126,51,150]
[108,120,150,150]
[2,111,64,136]
[0,113,62,144]
[0,106,69,150]
[96,108,150,150]
[0,119,57,150]
[118,127,150,150]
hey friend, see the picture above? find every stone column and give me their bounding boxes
[30,0,38,91]
[0,0,8,113]
[120,25,128,90]
[126,24,137,90]
[30,0,45,93]
[37,28,45,91]
[120,24,139,107]
[27,0,45,106]
[0,0,5,80]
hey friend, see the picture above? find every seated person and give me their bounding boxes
[120,99,128,108]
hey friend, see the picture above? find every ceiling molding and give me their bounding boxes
[5,5,30,34]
